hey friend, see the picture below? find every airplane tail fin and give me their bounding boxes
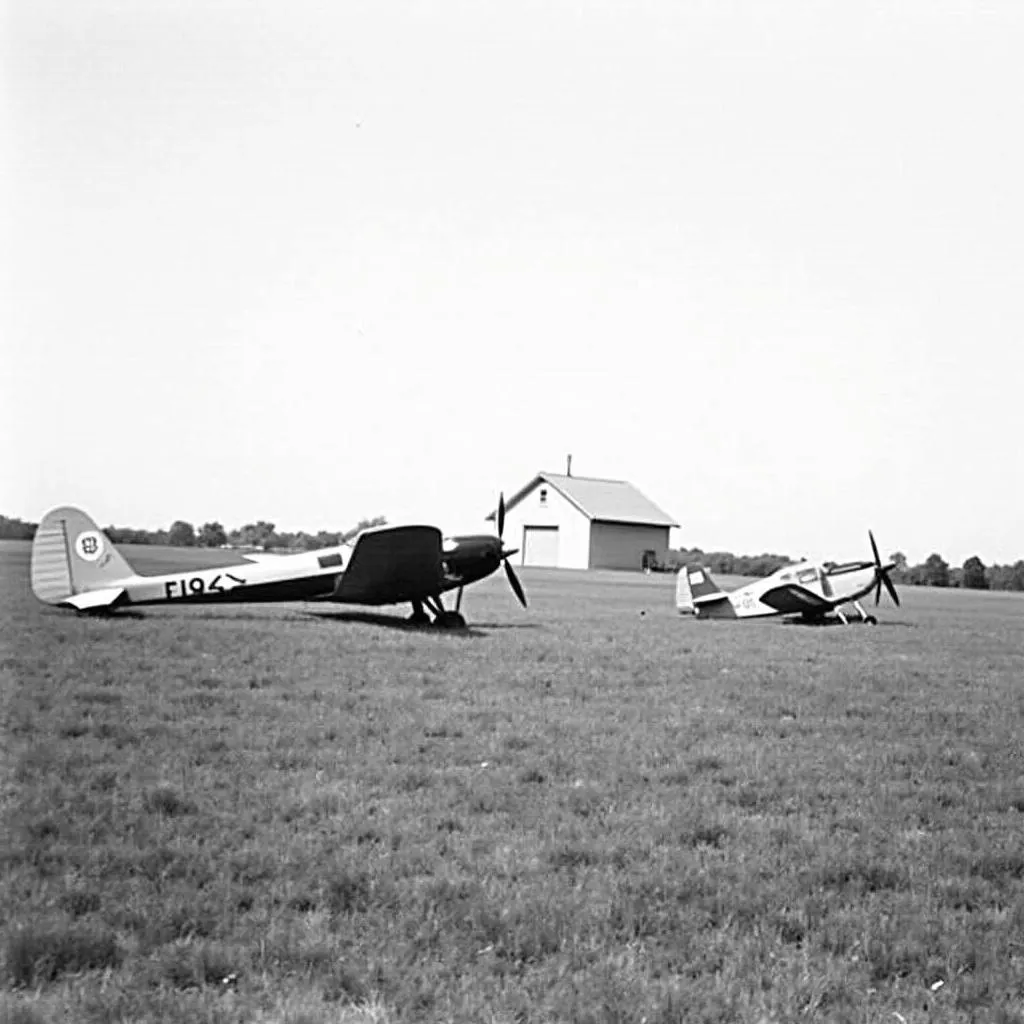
[682,564,725,603]
[31,507,134,607]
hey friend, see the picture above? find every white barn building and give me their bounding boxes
[488,473,678,571]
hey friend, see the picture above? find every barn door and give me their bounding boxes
[522,526,559,567]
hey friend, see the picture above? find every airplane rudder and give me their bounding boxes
[31,507,133,603]
[675,567,695,614]
[684,564,723,600]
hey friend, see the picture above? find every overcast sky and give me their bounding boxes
[4,0,1023,565]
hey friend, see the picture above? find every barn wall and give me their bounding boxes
[588,522,670,571]
[499,481,590,569]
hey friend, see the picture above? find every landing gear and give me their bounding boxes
[852,600,877,625]
[800,604,877,626]
[830,601,877,625]
[407,600,432,626]
[411,593,468,630]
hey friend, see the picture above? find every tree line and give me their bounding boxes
[886,552,1024,591]
[663,545,1024,592]
[662,548,794,578]
[4,513,1023,591]
[0,514,386,552]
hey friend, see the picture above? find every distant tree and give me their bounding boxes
[961,556,988,590]
[661,547,794,578]
[709,552,736,575]
[1010,561,1024,592]
[663,547,704,572]
[922,553,950,588]
[0,515,37,540]
[888,551,909,581]
[742,554,792,577]
[341,515,388,544]
[232,521,276,550]
[168,520,197,547]
[986,563,1011,590]
[983,561,1024,591]
[901,562,925,586]
[197,521,228,548]
[105,526,157,545]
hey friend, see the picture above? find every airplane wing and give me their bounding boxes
[758,584,833,615]
[331,526,444,605]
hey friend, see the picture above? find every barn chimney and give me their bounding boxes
[566,454,572,477]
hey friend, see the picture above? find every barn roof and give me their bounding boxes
[489,473,678,528]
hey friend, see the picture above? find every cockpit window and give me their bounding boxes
[797,567,818,584]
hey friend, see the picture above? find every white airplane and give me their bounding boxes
[30,499,527,628]
[676,533,899,624]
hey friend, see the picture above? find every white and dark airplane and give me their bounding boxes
[30,499,527,628]
[676,533,899,624]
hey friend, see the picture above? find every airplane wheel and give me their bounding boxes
[864,615,878,625]
[434,611,467,630]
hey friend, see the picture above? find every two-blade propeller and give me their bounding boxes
[496,493,527,608]
[869,530,900,607]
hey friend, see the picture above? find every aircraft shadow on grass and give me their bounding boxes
[41,604,541,637]
[43,606,149,620]
[304,609,491,638]
[780,616,916,629]
[97,608,300,623]
[459,621,545,632]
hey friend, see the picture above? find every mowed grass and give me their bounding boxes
[3,539,1024,1023]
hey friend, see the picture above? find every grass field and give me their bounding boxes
[3,538,1024,1023]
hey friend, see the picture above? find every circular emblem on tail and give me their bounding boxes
[75,531,104,561]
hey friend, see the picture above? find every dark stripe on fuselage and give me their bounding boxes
[144,535,507,609]
[824,561,872,578]
[150,573,340,606]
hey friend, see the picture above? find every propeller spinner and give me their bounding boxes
[869,530,900,607]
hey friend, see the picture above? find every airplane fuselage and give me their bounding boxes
[61,535,507,610]
[695,561,879,620]
[32,503,527,624]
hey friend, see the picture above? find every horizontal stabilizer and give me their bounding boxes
[693,591,731,607]
[62,588,126,611]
